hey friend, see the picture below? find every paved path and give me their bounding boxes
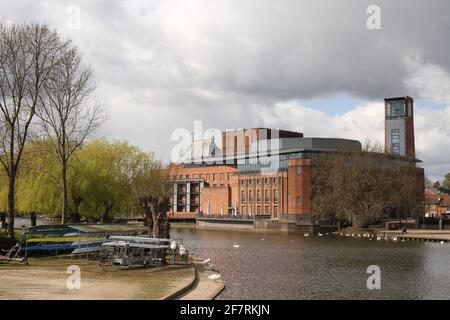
[177,259,225,300]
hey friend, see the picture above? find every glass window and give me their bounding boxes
[296,166,302,175]
[391,129,401,154]
[265,190,269,204]
[241,190,245,204]
[386,100,405,118]
[257,206,261,215]
[274,190,278,204]
[257,190,261,204]
[265,206,269,215]
[242,206,246,215]
[249,190,253,203]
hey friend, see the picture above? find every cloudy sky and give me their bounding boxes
[1,0,449,181]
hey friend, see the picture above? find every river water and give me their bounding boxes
[171,228,450,300]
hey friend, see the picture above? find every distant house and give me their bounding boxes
[425,188,450,217]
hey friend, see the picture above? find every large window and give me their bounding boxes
[257,190,261,204]
[265,189,269,204]
[386,100,405,118]
[274,190,278,204]
[249,190,253,204]
[391,129,401,154]
[241,190,245,204]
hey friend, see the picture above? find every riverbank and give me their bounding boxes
[0,257,195,300]
[176,258,225,300]
[334,228,450,242]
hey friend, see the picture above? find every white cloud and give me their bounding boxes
[0,0,449,180]
[257,101,450,181]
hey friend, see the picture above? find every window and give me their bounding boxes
[249,179,253,185]
[257,190,261,204]
[391,129,400,154]
[265,190,269,204]
[257,206,261,215]
[241,190,246,204]
[249,190,253,204]
[199,174,203,178]
[386,100,405,118]
[273,177,277,184]
[265,206,269,215]
[273,205,278,218]
[265,178,269,184]
[296,166,302,175]
[206,174,210,181]
[221,173,224,181]
[240,179,245,186]
[186,174,190,179]
[212,173,216,181]
[257,179,261,185]
[242,206,246,215]
[274,190,278,204]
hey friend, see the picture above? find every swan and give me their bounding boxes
[304,232,309,237]
[233,242,240,248]
[208,273,221,280]
[440,241,445,245]
[202,258,211,264]
[392,237,398,241]
[318,232,323,237]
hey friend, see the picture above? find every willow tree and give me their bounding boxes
[76,139,135,223]
[0,23,68,238]
[37,44,104,224]
[131,152,173,239]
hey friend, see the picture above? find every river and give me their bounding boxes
[171,228,450,300]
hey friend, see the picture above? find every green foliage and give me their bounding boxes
[0,138,151,222]
[444,173,450,189]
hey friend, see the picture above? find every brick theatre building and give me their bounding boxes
[168,97,425,227]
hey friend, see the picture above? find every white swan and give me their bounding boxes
[304,232,309,237]
[440,241,445,245]
[208,273,221,280]
[202,258,211,264]
[318,232,323,237]
[233,242,240,248]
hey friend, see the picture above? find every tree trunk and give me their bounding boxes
[102,202,113,223]
[0,212,5,225]
[7,173,16,239]
[61,164,68,224]
[30,212,37,227]
[69,198,82,223]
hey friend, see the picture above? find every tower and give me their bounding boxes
[384,96,416,161]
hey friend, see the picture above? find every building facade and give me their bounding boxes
[168,97,425,224]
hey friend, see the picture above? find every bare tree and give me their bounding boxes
[131,152,173,238]
[0,23,68,238]
[311,144,420,228]
[37,44,104,224]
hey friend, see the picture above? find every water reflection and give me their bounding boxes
[171,228,450,300]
